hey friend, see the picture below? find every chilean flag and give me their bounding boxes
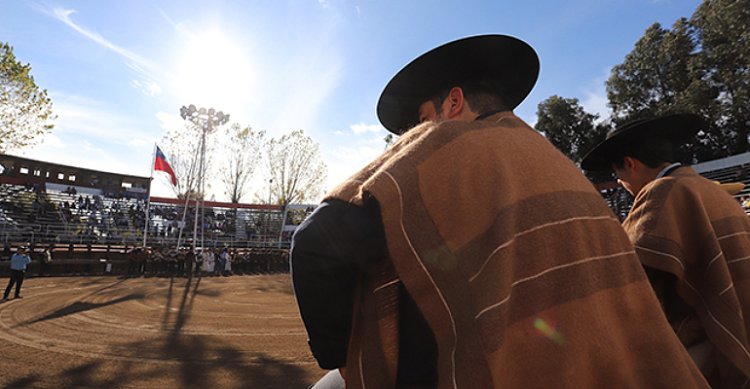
[154,145,177,186]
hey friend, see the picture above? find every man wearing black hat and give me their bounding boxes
[3,246,32,300]
[292,36,708,388]
[581,114,750,387]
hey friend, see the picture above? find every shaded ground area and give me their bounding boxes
[0,274,322,388]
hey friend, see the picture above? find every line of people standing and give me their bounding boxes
[127,246,289,277]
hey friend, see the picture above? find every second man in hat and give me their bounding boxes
[581,113,750,387]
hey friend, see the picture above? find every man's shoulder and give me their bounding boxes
[641,169,743,214]
[664,169,728,197]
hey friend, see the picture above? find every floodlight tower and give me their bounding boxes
[179,104,230,248]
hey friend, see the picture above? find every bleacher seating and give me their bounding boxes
[0,180,306,248]
[0,154,321,277]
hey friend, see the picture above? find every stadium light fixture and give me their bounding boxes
[180,104,230,134]
[177,104,231,248]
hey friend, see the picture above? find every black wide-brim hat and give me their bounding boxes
[377,34,540,134]
[580,113,707,171]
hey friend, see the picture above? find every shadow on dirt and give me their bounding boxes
[5,275,315,388]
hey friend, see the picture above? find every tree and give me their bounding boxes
[692,0,750,155]
[607,20,710,118]
[160,122,216,199]
[265,129,327,205]
[220,123,264,203]
[606,19,726,162]
[384,133,396,149]
[0,42,54,153]
[535,96,606,162]
[535,96,613,182]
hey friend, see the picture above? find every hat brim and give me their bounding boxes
[377,35,539,135]
[580,113,707,171]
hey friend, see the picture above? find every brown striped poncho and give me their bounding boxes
[623,166,750,388]
[326,112,708,388]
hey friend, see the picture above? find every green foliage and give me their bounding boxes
[607,20,709,119]
[605,1,750,163]
[0,42,55,153]
[536,96,604,162]
[692,0,750,155]
[384,133,396,149]
[535,96,613,182]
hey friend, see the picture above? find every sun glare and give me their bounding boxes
[174,29,255,115]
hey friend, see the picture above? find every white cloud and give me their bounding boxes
[128,137,152,148]
[131,79,163,96]
[582,90,610,122]
[50,94,156,144]
[19,135,147,178]
[350,122,383,135]
[11,91,161,178]
[323,139,385,193]
[48,7,164,97]
[50,8,156,71]
[155,111,184,133]
[40,134,65,149]
[580,67,612,123]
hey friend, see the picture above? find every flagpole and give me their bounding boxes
[142,144,156,247]
[177,144,200,248]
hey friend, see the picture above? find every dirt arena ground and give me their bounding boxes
[0,274,325,388]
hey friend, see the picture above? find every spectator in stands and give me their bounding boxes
[1,242,10,261]
[145,247,160,277]
[126,246,147,277]
[152,247,166,276]
[3,246,31,300]
[225,249,235,276]
[176,247,186,277]
[39,245,53,277]
[581,113,750,387]
[201,248,214,276]
[291,35,707,388]
[166,247,178,277]
[235,250,246,275]
[218,247,228,276]
[125,245,136,276]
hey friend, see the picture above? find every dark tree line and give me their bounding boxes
[536,0,750,176]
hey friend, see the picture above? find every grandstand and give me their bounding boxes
[0,154,315,262]
[692,151,750,200]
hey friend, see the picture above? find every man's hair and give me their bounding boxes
[611,137,676,169]
[429,80,509,115]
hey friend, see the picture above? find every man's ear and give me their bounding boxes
[623,156,638,171]
[623,157,645,171]
[445,87,465,119]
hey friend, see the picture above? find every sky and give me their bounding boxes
[1,0,703,201]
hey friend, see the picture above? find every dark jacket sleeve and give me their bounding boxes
[290,198,386,369]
